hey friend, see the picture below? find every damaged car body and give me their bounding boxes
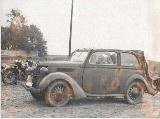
[23,49,159,106]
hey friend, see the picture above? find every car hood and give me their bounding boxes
[39,61,82,68]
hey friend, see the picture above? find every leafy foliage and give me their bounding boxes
[1,9,47,57]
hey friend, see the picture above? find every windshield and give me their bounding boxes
[70,51,89,62]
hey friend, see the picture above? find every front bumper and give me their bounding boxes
[21,83,41,94]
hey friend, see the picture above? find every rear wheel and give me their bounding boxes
[2,69,17,84]
[45,81,72,107]
[126,81,144,104]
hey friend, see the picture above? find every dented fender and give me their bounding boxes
[39,72,86,99]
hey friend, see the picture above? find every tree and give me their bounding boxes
[7,9,26,32]
[1,26,11,50]
[1,9,47,56]
[29,25,47,56]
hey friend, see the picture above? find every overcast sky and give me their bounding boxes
[1,0,160,60]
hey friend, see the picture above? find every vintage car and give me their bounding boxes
[23,49,159,107]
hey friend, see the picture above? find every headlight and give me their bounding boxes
[40,67,48,76]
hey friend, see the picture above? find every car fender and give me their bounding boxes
[122,74,157,95]
[39,72,86,99]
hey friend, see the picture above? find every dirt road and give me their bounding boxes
[1,84,160,118]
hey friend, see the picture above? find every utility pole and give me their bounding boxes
[69,0,74,56]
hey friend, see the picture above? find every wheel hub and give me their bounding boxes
[51,85,66,101]
[128,85,142,100]
[132,87,139,95]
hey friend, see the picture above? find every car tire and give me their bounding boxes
[45,80,72,107]
[126,81,144,105]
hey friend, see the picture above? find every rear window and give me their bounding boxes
[121,53,139,66]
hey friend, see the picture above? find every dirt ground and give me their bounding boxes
[1,83,160,118]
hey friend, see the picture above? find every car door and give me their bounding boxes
[118,52,142,89]
[82,51,120,95]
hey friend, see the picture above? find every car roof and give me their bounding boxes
[75,48,144,54]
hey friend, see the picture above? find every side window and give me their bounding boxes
[121,53,139,66]
[89,52,117,65]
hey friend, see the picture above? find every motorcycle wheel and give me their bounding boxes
[2,69,17,85]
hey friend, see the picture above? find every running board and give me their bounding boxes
[86,93,125,97]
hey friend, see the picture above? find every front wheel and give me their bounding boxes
[45,81,72,107]
[126,81,144,104]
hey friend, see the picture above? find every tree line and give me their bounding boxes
[1,9,47,57]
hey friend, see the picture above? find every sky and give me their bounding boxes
[1,0,160,61]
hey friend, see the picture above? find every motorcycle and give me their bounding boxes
[2,60,34,85]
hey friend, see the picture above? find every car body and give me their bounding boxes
[24,49,158,106]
